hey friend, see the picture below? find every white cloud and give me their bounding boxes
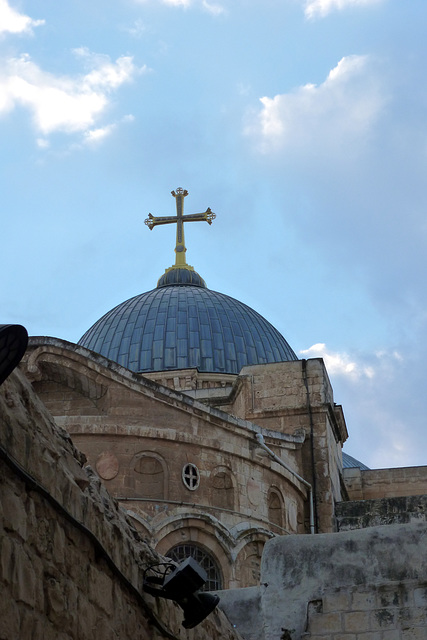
[36,137,49,149]
[304,0,384,19]
[0,0,44,35]
[0,51,144,138]
[83,124,116,144]
[245,55,385,155]
[124,19,147,38]
[74,48,139,90]
[300,343,375,379]
[202,1,226,15]
[132,0,225,12]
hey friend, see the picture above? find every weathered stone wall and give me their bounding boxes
[343,466,427,501]
[218,522,427,640]
[22,339,314,588]
[0,369,241,640]
[337,494,427,531]
[223,359,349,533]
[303,580,427,639]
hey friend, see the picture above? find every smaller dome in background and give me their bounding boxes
[342,452,370,471]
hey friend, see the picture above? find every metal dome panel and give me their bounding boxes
[78,285,297,374]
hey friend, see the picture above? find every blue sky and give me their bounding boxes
[2,0,427,469]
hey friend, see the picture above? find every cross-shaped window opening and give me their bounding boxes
[182,463,200,490]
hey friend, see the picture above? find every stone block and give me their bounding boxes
[91,616,116,640]
[370,608,395,630]
[30,619,58,640]
[65,543,89,588]
[45,575,66,624]
[20,610,44,640]
[1,485,27,540]
[77,594,99,640]
[0,535,13,584]
[413,585,427,607]
[342,610,370,633]
[53,521,66,566]
[88,564,113,614]
[381,631,401,640]
[0,584,19,639]
[31,553,45,612]
[322,589,350,612]
[378,585,409,608]
[401,628,427,640]
[351,591,376,611]
[11,544,36,607]
[397,606,426,627]
[308,611,342,634]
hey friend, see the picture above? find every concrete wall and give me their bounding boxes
[218,523,427,640]
[0,369,241,640]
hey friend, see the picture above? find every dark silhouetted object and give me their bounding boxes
[143,557,220,629]
[0,324,28,386]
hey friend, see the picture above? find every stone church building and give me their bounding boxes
[21,187,353,591]
[3,188,427,639]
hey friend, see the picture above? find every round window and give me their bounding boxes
[182,463,200,490]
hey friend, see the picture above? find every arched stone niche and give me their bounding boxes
[210,466,235,511]
[287,496,299,533]
[235,539,265,588]
[133,451,168,500]
[267,486,284,530]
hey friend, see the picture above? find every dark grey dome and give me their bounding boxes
[342,452,370,471]
[78,284,297,374]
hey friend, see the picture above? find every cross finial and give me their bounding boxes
[145,188,216,269]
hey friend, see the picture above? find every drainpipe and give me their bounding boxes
[255,432,315,535]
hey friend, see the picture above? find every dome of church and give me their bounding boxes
[78,188,297,374]
[78,275,297,374]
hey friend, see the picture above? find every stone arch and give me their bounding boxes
[230,527,275,589]
[267,486,284,531]
[132,451,168,500]
[235,536,268,588]
[124,509,153,539]
[155,514,233,588]
[210,466,236,511]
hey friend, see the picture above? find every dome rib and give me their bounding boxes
[78,285,297,375]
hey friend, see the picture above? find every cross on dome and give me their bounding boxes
[145,188,216,269]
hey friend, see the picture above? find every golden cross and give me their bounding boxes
[145,188,216,267]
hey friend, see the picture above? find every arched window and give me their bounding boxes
[166,543,223,591]
[268,488,284,529]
